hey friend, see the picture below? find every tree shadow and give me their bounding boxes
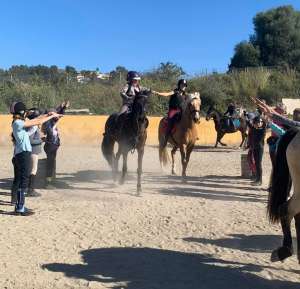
[183,234,296,254]
[193,145,240,153]
[0,178,12,190]
[158,186,265,203]
[42,247,299,289]
[145,174,260,192]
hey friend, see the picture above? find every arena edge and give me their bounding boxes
[0,115,243,146]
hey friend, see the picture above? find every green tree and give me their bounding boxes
[230,5,300,70]
[252,5,300,68]
[229,41,260,69]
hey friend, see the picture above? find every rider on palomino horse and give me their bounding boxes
[153,79,188,148]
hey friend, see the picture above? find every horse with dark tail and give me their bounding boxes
[268,128,300,263]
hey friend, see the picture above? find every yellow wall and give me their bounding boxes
[0,115,244,146]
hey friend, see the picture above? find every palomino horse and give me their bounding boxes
[206,106,247,148]
[101,91,150,195]
[268,128,300,263]
[158,92,201,180]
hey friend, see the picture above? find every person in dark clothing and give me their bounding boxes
[251,116,267,186]
[245,117,256,179]
[224,102,237,130]
[42,101,69,188]
[153,79,188,148]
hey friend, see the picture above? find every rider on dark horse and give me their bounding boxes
[118,71,150,116]
[224,102,238,130]
[153,79,188,148]
[113,71,151,136]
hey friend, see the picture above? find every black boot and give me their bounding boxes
[10,185,18,205]
[27,175,41,197]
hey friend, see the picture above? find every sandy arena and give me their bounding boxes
[0,144,299,289]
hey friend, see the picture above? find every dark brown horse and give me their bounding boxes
[205,106,247,148]
[101,91,150,195]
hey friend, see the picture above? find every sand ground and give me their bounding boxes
[0,144,299,289]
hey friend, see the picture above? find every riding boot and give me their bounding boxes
[45,177,55,189]
[27,175,41,197]
[11,184,18,205]
[15,189,34,216]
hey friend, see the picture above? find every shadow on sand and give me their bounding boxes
[184,234,297,254]
[43,247,299,289]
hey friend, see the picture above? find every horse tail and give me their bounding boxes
[101,133,115,167]
[268,129,297,223]
[159,145,170,167]
[158,118,170,167]
[101,115,116,167]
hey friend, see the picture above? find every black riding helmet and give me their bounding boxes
[27,107,41,120]
[177,79,187,89]
[10,101,27,116]
[127,71,141,83]
[253,116,263,124]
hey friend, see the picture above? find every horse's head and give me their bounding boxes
[132,90,150,120]
[186,92,201,124]
[206,105,215,121]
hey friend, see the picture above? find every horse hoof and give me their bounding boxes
[171,170,177,175]
[119,179,125,185]
[271,247,293,262]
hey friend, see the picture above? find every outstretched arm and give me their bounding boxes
[56,100,70,114]
[272,114,300,128]
[24,113,62,128]
[152,90,173,97]
[250,96,300,128]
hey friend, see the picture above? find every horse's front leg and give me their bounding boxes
[180,145,187,182]
[239,130,247,148]
[295,213,300,263]
[137,147,144,195]
[113,147,121,182]
[119,152,128,185]
[185,144,194,169]
[171,146,177,175]
[218,131,227,147]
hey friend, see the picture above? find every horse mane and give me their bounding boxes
[186,92,201,103]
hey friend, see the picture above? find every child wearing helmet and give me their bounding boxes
[119,71,150,115]
[153,79,188,147]
[10,102,61,215]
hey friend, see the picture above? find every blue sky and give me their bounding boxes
[0,0,299,74]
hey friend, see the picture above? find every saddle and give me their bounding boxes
[221,117,240,132]
[160,117,177,135]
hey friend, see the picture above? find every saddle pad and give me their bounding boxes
[233,119,240,129]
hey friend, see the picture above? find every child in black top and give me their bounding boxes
[42,101,69,188]
[251,116,267,186]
